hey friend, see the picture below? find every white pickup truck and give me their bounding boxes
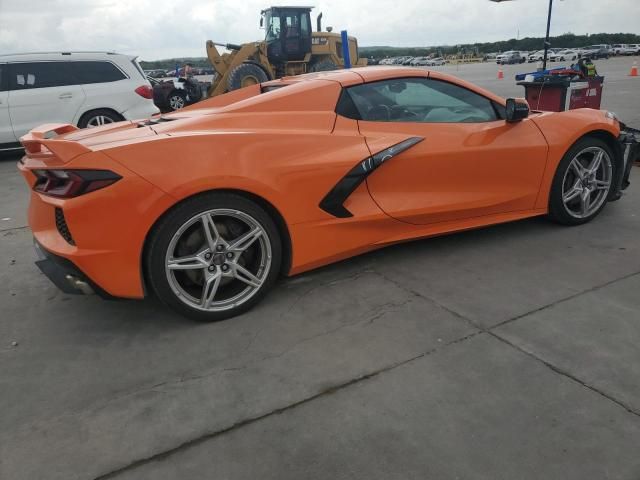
[612,44,637,56]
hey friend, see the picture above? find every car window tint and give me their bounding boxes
[344,78,499,123]
[70,61,127,84]
[9,62,75,90]
[300,12,310,36]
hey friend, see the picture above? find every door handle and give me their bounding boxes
[59,93,73,99]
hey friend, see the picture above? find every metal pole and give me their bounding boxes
[542,0,553,71]
[341,30,352,69]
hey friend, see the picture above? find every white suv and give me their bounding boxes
[0,51,159,152]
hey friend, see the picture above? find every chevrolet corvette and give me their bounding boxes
[18,67,639,321]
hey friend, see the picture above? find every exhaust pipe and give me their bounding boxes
[317,12,323,32]
[65,274,94,295]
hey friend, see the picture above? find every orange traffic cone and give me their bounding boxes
[630,62,638,77]
[497,68,504,80]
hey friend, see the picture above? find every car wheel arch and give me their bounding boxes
[141,188,293,296]
[579,130,625,188]
[77,108,124,127]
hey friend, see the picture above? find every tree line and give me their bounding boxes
[361,32,640,58]
[139,32,640,68]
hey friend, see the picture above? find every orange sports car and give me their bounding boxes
[18,67,639,321]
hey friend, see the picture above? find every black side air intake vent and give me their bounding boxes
[319,137,424,218]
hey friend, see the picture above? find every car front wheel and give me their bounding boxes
[146,193,282,321]
[548,138,614,226]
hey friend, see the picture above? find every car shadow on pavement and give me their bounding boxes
[26,214,563,333]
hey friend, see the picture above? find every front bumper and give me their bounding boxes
[618,124,640,191]
[33,239,112,298]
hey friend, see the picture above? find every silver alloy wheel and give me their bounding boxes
[562,146,612,219]
[86,115,115,128]
[165,209,272,312]
[169,95,185,110]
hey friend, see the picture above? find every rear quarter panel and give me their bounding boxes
[102,122,373,226]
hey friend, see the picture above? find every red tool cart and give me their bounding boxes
[517,72,604,112]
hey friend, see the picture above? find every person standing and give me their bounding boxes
[183,62,193,78]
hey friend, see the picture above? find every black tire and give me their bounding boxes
[548,137,615,226]
[226,63,269,91]
[186,82,202,102]
[78,109,122,128]
[310,60,339,72]
[167,90,187,111]
[145,192,282,322]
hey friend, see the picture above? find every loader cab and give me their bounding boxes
[261,6,313,64]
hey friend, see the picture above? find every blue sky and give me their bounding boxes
[0,0,638,60]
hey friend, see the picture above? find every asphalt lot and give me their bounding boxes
[1,57,639,480]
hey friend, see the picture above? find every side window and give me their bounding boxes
[300,13,310,37]
[0,65,6,92]
[70,61,127,84]
[341,78,500,123]
[9,62,76,90]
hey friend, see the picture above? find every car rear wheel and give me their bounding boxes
[78,109,122,128]
[548,138,614,225]
[168,90,187,110]
[146,193,282,321]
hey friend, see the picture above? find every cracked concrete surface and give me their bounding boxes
[2,59,640,480]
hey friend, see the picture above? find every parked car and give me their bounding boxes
[0,51,158,153]
[629,44,640,55]
[393,57,412,65]
[17,67,638,320]
[149,76,202,112]
[582,45,610,59]
[409,57,429,66]
[497,51,525,64]
[549,49,579,62]
[144,69,167,78]
[426,57,446,66]
[612,44,635,55]
[528,50,546,62]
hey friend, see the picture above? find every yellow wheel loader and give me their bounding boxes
[206,6,367,97]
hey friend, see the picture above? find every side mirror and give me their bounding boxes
[505,98,530,122]
[260,17,264,27]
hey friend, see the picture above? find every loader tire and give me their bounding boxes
[227,63,269,91]
[310,60,339,72]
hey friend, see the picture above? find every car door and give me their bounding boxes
[8,61,86,139]
[344,76,549,225]
[0,63,16,146]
